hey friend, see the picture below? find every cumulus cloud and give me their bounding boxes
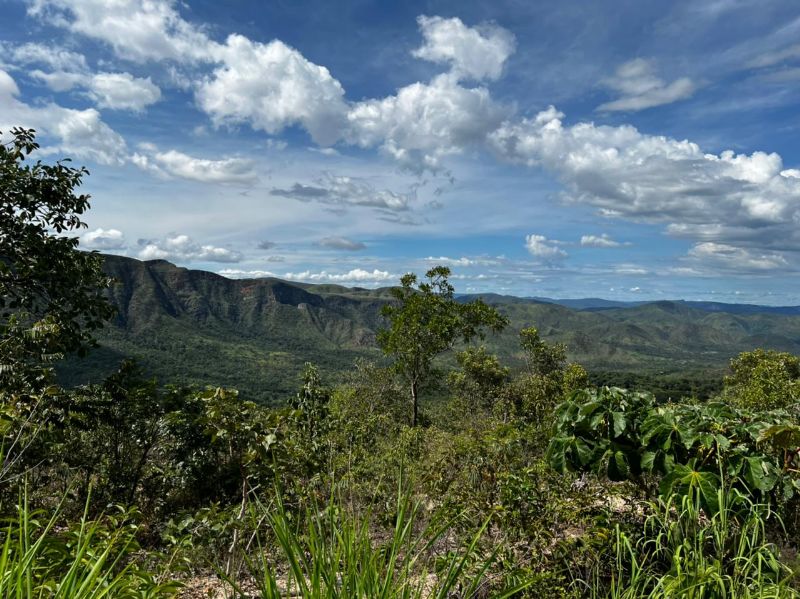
[1,42,88,91]
[257,240,277,250]
[138,234,242,263]
[317,236,366,251]
[197,35,347,146]
[525,234,567,259]
[80,227,126,250]
[580,233,628,248]
[24,4,514,171]
[0,69,127,165]
[597,59,695,112]
[132,144,257,184]
[2,42,161,112]
[2,41,88,72]
[490,106,800,263]
[87,72,161,111]
[271,173,413,212]
[412,15,515,81]
[346,74,510,171]
[282,269,395,284]
[27,0,213,63]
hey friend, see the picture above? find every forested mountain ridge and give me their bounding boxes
[58,254,800,403]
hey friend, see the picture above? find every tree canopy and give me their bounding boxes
[0,128,113,391]
[377,266,507,426]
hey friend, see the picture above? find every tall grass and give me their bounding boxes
[588,484,798,599]
[225,485,530,598]
[0,487,179,598]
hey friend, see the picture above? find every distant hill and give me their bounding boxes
[58,255,800,403]
[520,296,800,316]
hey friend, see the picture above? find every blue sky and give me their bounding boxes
[1,0,799,303]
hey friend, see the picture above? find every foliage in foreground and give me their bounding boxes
[589,486,798,598]
[224,485,530,599]
[0,490,178,598]
[548,386,800,510]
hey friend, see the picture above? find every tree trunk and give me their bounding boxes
[411,379,418,427]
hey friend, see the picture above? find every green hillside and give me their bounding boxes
[58,254,800,403]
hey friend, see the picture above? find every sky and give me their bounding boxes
[1,0,799,304]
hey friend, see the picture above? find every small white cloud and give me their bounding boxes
[614,264,649,275]
[218,269,277,279]
[525,234,567,259]
[271,173,412,212]
[0,69,127,165]
[88,72,161,112]
[80,227,126,250]
[580,233,628,248]
[412,15,515,81]
[2,42,89,91]
[138,234,242,263]
[687,242,789,271]
[317,236,366,251]
[132,145,257,184]
[27,0,214,63]
[282,269,395,284]
[597,58,695,112]
[422,256,502,266]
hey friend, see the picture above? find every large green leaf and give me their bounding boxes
[743,456,779,493]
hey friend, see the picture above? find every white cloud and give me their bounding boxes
[80,227,126,250]
[2,41,88,71]
[1,42,89,91]
[597,59,695,112]
[317,236,366,251]
[746,43,800,69]
[525,234,567,259]
[412,15,515,81]
[23,6,512,171]
[347,74,510,171]
[580,233,628,248]
[132,145,257,184]
[2,42,161,112]
[88,72,161,111]
[218,269,277,279]
[138,234,242,263]
[489,106,800,260]
[614,264,649,275]
[0,69,127,165]
[27,0,214,63]
[271,173,413,212]
[282,269,395,283]
[687,242,789,271]
[422,256,502,266]
[197,35,347,146]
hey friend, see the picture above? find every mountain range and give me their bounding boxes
[57,255,800,404]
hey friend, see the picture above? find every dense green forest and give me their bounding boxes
[4,128,800,598]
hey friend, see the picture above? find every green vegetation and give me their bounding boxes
[53,253,800,403]
[378,266,507,426]
[4,129,800,597]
